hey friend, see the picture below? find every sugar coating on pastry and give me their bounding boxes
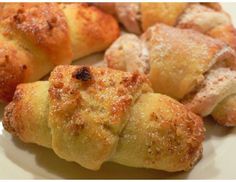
[105,33,150,74]
[0,3,120,103]
[112,93,204,172]
[115,3,142,34]
[177,4,230,33]
[3,65,205,172]
[48,65,152,170]
[142,24,233,100]
[183,67,236,116]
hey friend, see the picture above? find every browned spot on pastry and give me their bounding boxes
[121,72,142,88]
[22,65,27,70]
[68,123,85,135]
[67,118,85,136]
[72,66,93,82]
[53,81,64,89]
[17,8,25,14]
[150,112,164,121]
[5,55,9,62]
[13,10,26,24]
[47,16,58,30]
[3,102,15,134]
[111,96,132,119]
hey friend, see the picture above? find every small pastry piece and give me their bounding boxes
[0,3,120,102]
[3,65,205,172]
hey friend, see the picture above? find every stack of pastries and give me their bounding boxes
[1,2,236,173]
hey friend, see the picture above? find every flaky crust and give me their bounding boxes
[3,65,205,172]
[0,3,120,102]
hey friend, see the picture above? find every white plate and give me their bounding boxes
[1,3,236,179]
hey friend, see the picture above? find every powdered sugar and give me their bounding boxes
[183,67,236,116]
[178,4,230,33]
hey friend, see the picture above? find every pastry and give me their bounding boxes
[0,3,120,102]
[3,65,204,172]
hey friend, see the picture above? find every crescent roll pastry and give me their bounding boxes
[94,3,236,51]
[105,24,236,126]
[3,65,205,172]
[0,3,119,102]
[177,4,236,51]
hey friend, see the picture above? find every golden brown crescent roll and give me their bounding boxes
[3,65,205,172]
[0,3,119,102]
[105,24,236,126]
[94,3,236,50]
